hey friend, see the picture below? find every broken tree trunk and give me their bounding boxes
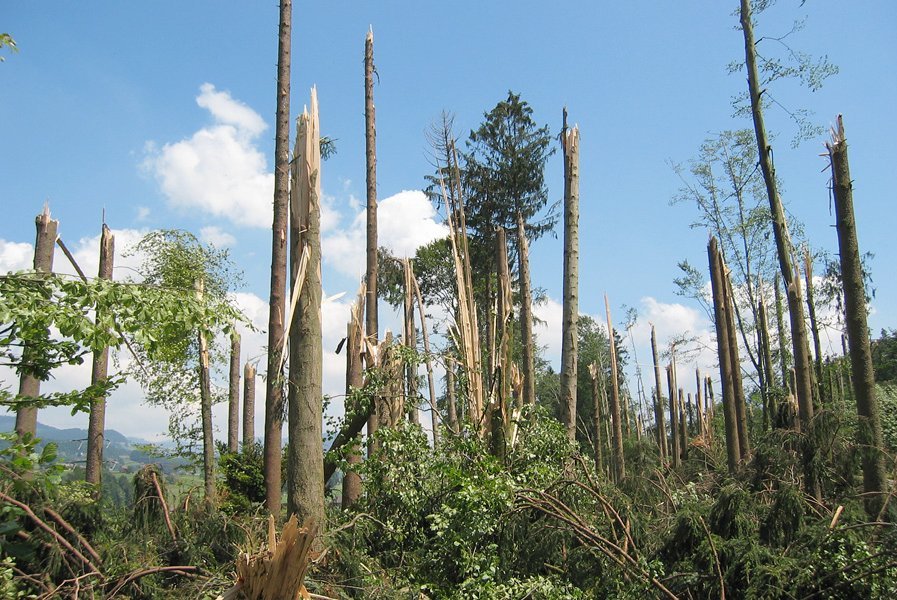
[86,224,114,488]
[803,249,824,403]
[407,263,440,442]
[827,115,888,517]
[560,122,580,441]
[650,325,668,460]
[341,292,365,509]
[196,279,216,505]
[491,227,514,460]
[446,362,459,434]
[287,89,325,533]
[403,259,419,424]
[15,206,58,438]
[605,295,625,482]
[228,331,241,453]
[517,211,536,408]
[722,256,750,462]
[243,363,257,446]
[589,362,604,474]
[709,237,741,473]
[666,365,680,468]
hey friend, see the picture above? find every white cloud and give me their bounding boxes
[196,83,267,137]
[0,240,33,272]
[323,190,448,278]
[143,83,273,228]
[135,206,151,222]
[200,226,236,248]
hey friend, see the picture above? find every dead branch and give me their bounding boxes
[0,491,100,574]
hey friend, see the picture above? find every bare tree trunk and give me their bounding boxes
[666,365,680,468]
[695,369,704,436]
[491,227,513,460]
[589,363,604,474]
[243,363,256,447]
[677,387,687,459]
[827,116,888,517]
[364,28,380,453]
[410,265,439,443]
[517,212,536,408]
[195,279,216,505]
[723,262,750,461]
[559,122,580,441]
[286,92,325,533]
[774,278,790,389]
[342,298,364,509]
[264,0,292,516]
[705,377,715,424]
[228,332,241,453]
[803,249,824,403]
[650,326,668,460]
[85,225,113,487]
[446,363,459,434]
[709,237,741,473]
[15,207,58,438]
[605,295,625,482]
[740,0,817,496]
[403,260,419,424]
[757,296,775,430]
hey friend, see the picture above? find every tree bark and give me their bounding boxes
[709,237,741,473]
[364,28,380,452]
[491,227,513,460]
[666,365,680,468]
[403,260,419,424]
[803,249,824,403]
[774,277,790,389]
[15,207,58,438]
[410,265,439,444]
[650,325,668,460]
[827,116,888,516]
[757,296,775,430]
[243,362,256,447]
[227,331,241,453]
[446,364,459,434]
[264,0,292,516]
[560,124,580,441]
[517,211,536,408]
[85,225,113,487]
[589,363,604,474]
[605,295,625,482]
[723,259,750,461]
[694,369,704,436]
[341,301,364,509]
[195,279,216,505]
[287,91,325,532]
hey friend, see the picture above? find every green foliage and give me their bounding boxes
[873,329,897,383]
[0,33,16,62]
[217,441,265,514]
[0,270,234,415]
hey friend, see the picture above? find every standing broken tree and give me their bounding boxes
[826,116,888,517]
[559,116,580,441]
[287,89,325,531]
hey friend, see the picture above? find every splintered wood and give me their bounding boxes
[218,515,318,600]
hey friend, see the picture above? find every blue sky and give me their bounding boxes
[2,1,895,439]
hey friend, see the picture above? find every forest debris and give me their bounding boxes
[217,514,322,600]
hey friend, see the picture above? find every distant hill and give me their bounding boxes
[0,414,130,445]
[0,415,185,473]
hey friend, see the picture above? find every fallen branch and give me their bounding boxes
[43,506,102,565]
[106,566,197,598]
[0,491,100,574]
